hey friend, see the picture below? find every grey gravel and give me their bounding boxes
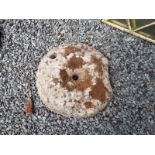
[0,19,155,135]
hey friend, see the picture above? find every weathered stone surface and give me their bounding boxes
[36,43,112,117]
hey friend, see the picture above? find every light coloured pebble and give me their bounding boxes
[36,43,112,118]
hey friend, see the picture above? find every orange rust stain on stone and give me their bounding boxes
[64,46,81,57]
[84,101,93,108]
[59,69,92,92]
[59,69,75,91]
[91,56,104,75]
[60,69,70,85]
[74,73,92,91]
[89,79,108,102]
[67,56,85,70]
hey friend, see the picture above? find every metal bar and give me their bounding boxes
[102,20,155,44]
[131,19,136,30]
[127,19,131,30]
[134,21,155,32]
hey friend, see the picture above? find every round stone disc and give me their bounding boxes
[36,43,112,118]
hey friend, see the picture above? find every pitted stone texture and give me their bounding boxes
[36,43,112,117]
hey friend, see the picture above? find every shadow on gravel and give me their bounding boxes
[0,26,4,48]
[0,27,3,48]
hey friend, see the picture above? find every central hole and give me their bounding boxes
[72,74,79,81]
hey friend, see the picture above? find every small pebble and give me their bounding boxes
[24,98,33,116]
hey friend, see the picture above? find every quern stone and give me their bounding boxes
[36,43,112,118]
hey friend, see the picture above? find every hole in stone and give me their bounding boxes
[72,74,79,81]
[49,53,56,59]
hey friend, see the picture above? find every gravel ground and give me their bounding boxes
[0,19,155,135]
